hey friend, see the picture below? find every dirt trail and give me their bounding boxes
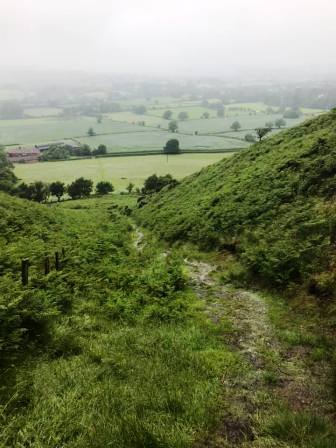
[186,259,274,362]
[133,227,145,251]
[186,259,333,447]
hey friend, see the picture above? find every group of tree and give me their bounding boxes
[16,177,115,203]
[40,144,107,161]
[141,174,178,195]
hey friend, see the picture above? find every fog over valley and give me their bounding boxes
[1,0,336,80]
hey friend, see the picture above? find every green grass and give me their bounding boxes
[137,110,336,294]
[108,111,165,127]
[148,106,218,120]
[0,116,146,146]
[14,153,230,191]
[0,102,321,155]
[78,131,246,152]
[0,192,238,447]
[177,114,304,134]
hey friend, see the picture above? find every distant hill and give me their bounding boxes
[137,109,336,295]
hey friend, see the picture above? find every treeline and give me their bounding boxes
[0,145,179,203]
[16,173,179,204]
[40,143,107,161]
[16,178,115,202]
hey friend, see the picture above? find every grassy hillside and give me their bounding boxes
[137,109,336,295]
[0,193,234,447]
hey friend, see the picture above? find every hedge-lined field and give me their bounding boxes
[14,153,229,190]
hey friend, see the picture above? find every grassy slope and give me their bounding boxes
[0,193,236,447]
[137,109,336,294]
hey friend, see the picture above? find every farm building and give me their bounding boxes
[35,142,64,152]
[7,148,41,163]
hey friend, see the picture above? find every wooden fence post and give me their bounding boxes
[21,258,29,285]
[55,251,60,271]
[44,255,50,275]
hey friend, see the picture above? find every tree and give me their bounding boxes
[255,127,272,141]
[0,146,17,192]
[244,133,256,143]
[17,181,49,203]
[163,139,180,154]
[97,115,103,124]
[17,182,35,201]
[163,110,173,120]
[126,182,134,194]
[142,174,178,195]
[265,121,274,129]
[40,145,70,161]
[32,181,50,203]
[87,127,96,137]
[92,144,107,156]
[217,107,225,117]
[231,121,241,131]
[283,108,301,119]
[133,105,147,115]
[178,111,188,121]
[78,144,92,156]
[67,177,93,199]
[168,120,178,132]
[202,112,210,119]
[50,181,65,202]
[96,181,114,195]
[275,118,286,128]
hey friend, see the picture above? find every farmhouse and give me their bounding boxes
[7,147,41,163]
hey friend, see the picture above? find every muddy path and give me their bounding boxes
[186,259,334,447]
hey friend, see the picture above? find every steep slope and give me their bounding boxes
[137,109,336,293]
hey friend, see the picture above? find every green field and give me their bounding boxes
[14,153,229,190]
[0,102,323,156]
[0,117,147,146]
[77,131,246,152]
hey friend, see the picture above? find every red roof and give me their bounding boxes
[8,148,40,156]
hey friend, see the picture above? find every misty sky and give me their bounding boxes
[1,0,336,78]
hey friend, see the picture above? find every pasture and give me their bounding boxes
[0,116,147,146]
[14,153,229,190]
[0,100,323,156]
[77,131,246,151]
